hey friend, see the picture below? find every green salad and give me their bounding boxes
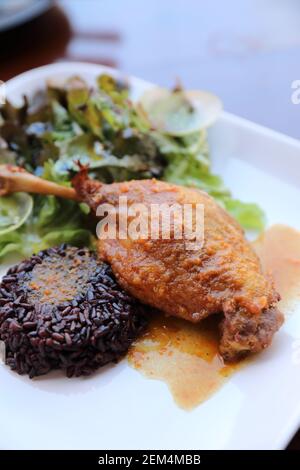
[0,74,265,259]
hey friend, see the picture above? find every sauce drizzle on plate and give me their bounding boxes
[254,224,300,314]
[128,315,239,410]
[128,224,300,410]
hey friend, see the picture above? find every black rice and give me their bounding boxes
[0,245,148,378]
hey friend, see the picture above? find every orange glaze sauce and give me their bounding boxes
[128,315,240,410]
[128,224,300,410]
[253,224,300,314]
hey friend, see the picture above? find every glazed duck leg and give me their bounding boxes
[0,165,284,362]
[73,170,284,361]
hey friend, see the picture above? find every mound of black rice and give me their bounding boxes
[0,245,148,378]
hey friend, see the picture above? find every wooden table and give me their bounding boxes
[0,0,299,449]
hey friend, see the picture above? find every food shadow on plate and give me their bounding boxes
[1,359,127,397]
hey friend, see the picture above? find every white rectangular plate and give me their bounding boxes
[1,63,300,450]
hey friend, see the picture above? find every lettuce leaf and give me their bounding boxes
[157,131,265,231]
[0,190,94,260]
[0,73,265,262]
[223,198,265,231]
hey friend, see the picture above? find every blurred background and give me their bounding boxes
[0,0,300,138]
[0,0,299,448]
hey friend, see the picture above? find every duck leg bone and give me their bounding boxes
[0,165,79,201]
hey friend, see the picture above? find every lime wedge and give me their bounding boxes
[137,87,222,136]
[0,193,33,235]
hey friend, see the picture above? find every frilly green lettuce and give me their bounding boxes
[0,74,265,261]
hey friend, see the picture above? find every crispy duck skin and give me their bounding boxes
[73,169,284,362]
[0,165,284,362]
